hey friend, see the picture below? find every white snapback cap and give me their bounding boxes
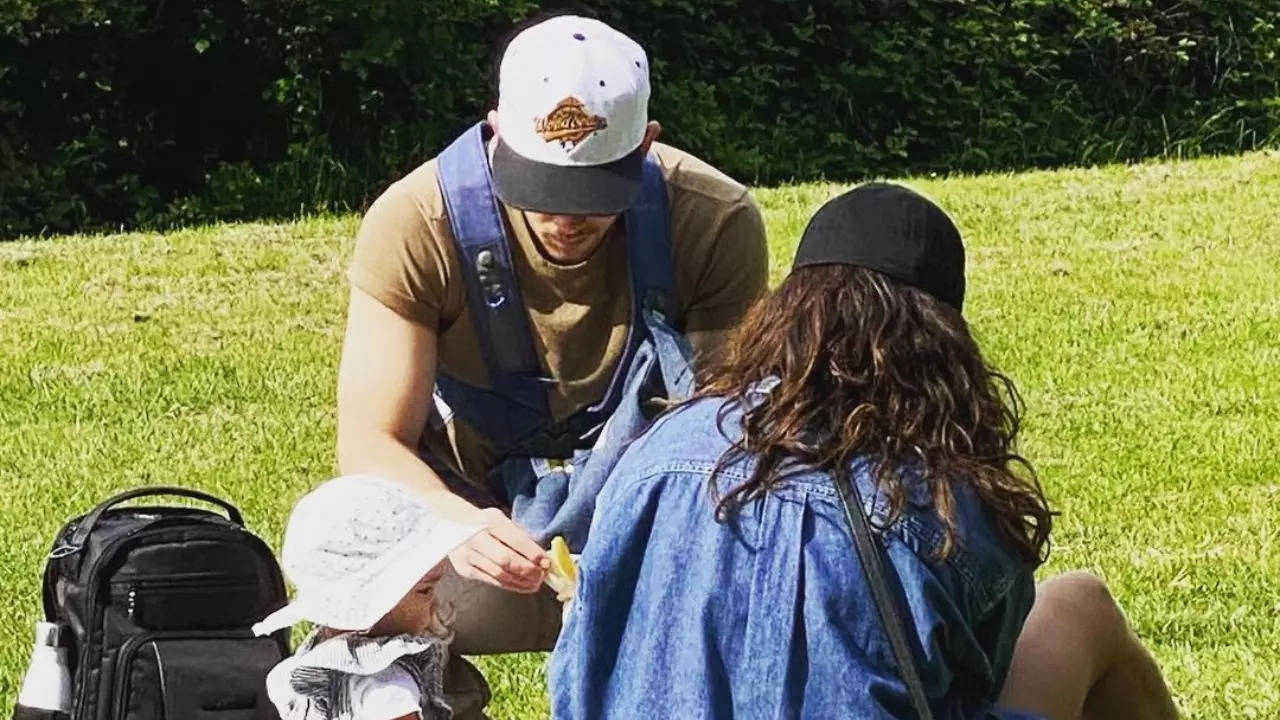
[252,475,483,637]
[492,15,651,215]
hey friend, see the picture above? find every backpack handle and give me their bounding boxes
[63,486,245,553]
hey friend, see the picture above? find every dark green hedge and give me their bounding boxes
[2,0,1278,237]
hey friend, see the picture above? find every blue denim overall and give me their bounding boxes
[429,122,694,552]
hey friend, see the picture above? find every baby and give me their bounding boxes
[253,475,484,720]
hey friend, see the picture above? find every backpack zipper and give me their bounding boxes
[112,574,260,622]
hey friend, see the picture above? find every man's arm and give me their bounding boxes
[336,287,547,592]
[681,191,770,364]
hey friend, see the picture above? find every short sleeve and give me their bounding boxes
[347,181,463,331]
[677,192,769,334]
[349,666,422,720]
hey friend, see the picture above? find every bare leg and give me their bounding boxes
[998,571,1178,720]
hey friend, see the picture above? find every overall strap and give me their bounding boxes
[625,155,694,399]
[436,122,551,419]
[624,156,677,322]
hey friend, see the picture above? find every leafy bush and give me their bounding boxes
[2,0,1278,237]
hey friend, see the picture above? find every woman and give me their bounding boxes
[550,184,1177,719]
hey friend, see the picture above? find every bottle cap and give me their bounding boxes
[33,622,61,647]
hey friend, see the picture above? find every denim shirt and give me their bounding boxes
[549,394,1042,720]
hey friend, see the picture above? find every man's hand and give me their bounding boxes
[447,506,549,594]
[425,488,548,593]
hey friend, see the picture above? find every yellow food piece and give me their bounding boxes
[549,535,577,584]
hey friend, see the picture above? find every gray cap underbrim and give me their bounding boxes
[492,139,644,215]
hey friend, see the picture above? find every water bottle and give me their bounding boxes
[11,622,72,720]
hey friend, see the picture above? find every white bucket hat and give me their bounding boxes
[252,475,483,636]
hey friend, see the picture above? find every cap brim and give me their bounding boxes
[492,139,644,216]
[252,603,304,637]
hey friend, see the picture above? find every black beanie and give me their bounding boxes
[792,183,966,311]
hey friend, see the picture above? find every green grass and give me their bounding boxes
[3,150,1279,718]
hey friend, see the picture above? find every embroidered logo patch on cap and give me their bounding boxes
[535,96,608,150]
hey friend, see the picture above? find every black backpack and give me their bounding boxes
[39,487,289,720]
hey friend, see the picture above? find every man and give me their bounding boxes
[334,13,768,716]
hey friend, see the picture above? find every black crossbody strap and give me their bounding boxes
[833,470,936,720]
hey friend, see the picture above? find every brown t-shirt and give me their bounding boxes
[349,141,768,485]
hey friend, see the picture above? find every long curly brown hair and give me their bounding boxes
[696,264,1053,563]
